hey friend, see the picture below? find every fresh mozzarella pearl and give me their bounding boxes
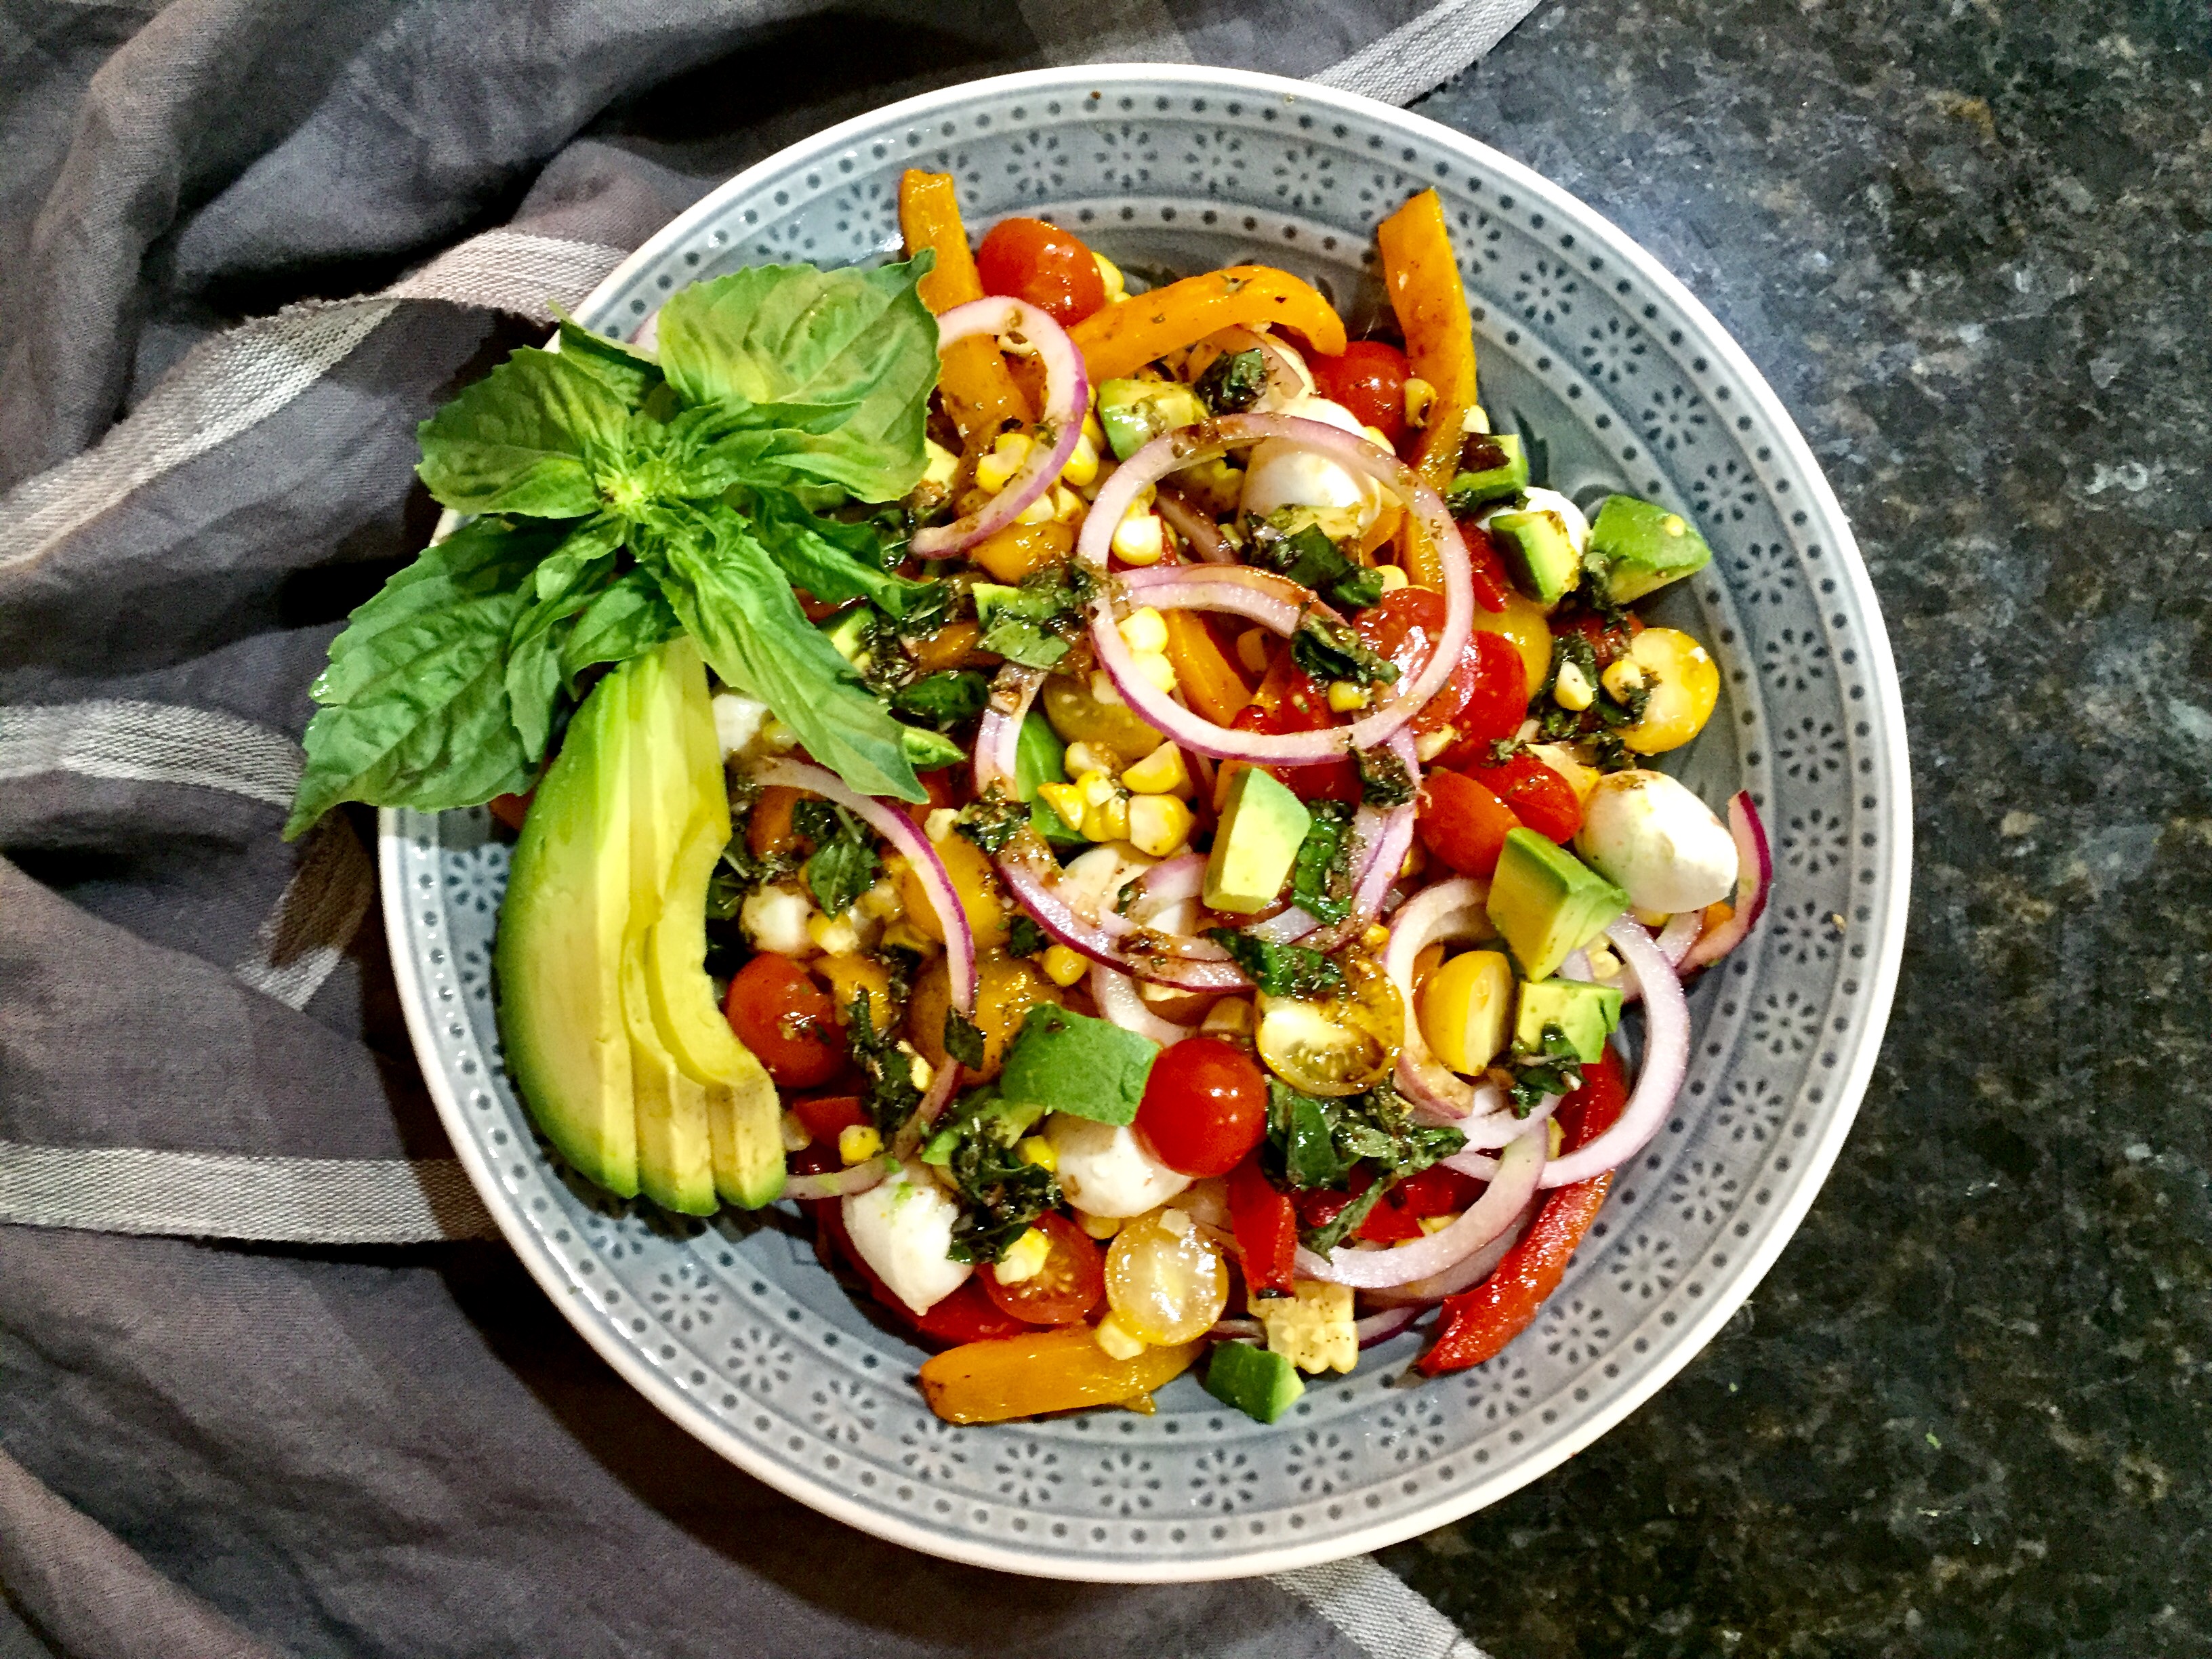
[841,1160,971,1315]
[1479,486,1592,556]
[1239,394,1386,529]
[1047,1114,1191,1218]
[739,881,821,958]
[1250,338,1316,411]
[1574,770,1740,914]
[712,692,770,758]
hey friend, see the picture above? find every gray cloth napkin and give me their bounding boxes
[0,1,1540,1652]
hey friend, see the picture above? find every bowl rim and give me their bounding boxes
[382,60,1911,1582]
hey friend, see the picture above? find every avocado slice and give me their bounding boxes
[1487,508,1581,607]
[1583,495,1713,605]
[621,647,718,1215]
[1446,432,1528,511]
[494,664,639,1196]
[1204,1340,1305,1425]
[1485,828,1629,981]
[1204,766,1311,916]
[1513,977,1624,1065]
[1096,378,1208,460]
[817,605,874,667]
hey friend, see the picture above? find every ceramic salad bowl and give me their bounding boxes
[381,64,1908,1580]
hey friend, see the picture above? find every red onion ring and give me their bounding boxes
[752,758,976,1018]
[993,836,1250,993]
[1360,1197,1540,1306]
[1354,1305,1421,1347]
[972,665,1045,798]
[1154,485,1235,565]
[1076,414,1470,764]
[1089,962,1192,1046]
[911,298,1086,556]
[783,1157,891,1202]
[1655,910,1702,968]
[1679,791,1773,972]
[1538,916,1692,1188]
[1208,1317,1265,1340]
[1294,1118,1547,1290]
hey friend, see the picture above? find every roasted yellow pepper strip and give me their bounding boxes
[918,1326,1204,1424]
[1160,611,1251,727]
[1377,190,1477,589]
[1069,266,1347,384]
[899,170,1029,447]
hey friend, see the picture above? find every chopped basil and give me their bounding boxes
[1357,747,1415,808]
[1205,930,1347,998]
[1290,615,1399,687]
[791,797,879,918]
[1290,800,1357,926]
[1195,348,1268,414]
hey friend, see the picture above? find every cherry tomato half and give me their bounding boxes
[1458,522,1514,614]
[1311,340,1411,446]
[724,953,844,1088]
[1353,586,1486,736]
[981,1212,1106,1326]
[975,217,1108,327]
[1416,769,1521,878]
[1234,659,1360,805]
[789,1094,866,1147]
[1435,629,1531,762]
[808,1198,1027,1345]
[1135,1036,1271,1178]
[1463,752,1583,843]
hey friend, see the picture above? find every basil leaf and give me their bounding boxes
[505,515,627,760]
[560,568,682,682]
[943,1010,987,1073]
[1289,799,1357,926]
[415,348,631,517]
[286,518,567,837]
[636,503,922,802]
[792,797,880,917]
[890,670,989,730]
[1267,1082,1353,1189]
[1204,930,1347,998]
[553,314,663,407]
[1290,615,1399,688]
[846,990,923,1134]
[1195,348,1267,414]
[742,485,925,613]
[1005,915,1047,958]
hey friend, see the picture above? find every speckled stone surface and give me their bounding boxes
[1387,3,2212,1654]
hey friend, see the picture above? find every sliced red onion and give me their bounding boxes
[1295,1119,1547,1290]
[1538,916,1692,1188]
[1154,485,1235,565]
[1354,1305,1421,1348]
[911,297,1086,556]
[1090,962,1192,1046]
[1679,791,1774,972]
[783,1157,891,1202]
[1208,1317,1265,1340]
[1361,1197,1539,1306]
[753,758,975,1017]
[1130,853,1207,920]
[1077,413,1470,764]
[994,836,1250,993]
[1656,910,1702,968]
[972,664,1045,797]
[1243,904,1322,945]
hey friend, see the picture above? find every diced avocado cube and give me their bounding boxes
[1446,432,1528,510]
[1485,828,1629,981]
[1513,977,1624,1065]
[1204,766,1311,915]
[1584,495,1713,605]
[1487,508,1580,607]
[1204,1340,1305,1424]
[1097,378,1208,460]
[1015,712,1086,848]
[817,606,873,666]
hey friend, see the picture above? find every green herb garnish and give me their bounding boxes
[1195,348,1268,414]
[1290,615,1400,688]
[792,797,880,918]
[1206,930,1347,998]
[1290,800,1357,926]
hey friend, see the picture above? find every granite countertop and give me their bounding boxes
[1386,3,2212,1652]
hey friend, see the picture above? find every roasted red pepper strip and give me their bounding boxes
[1228,1155,1298,1298]
[1416,1049,1630,1376]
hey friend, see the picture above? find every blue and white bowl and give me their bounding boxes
[383,64,1910,1582]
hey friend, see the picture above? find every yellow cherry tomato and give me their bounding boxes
[1620,627,1721,754]
[1416,949,1514,1075]
[1465,590,1553,691]
[1104,1208,1229,1345]
[899,832,1008,949]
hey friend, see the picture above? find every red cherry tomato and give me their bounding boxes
[1134,1036,1271,1178]
[1416,769,1521,878]
[724,954,844,1088]
[981,1212,1106,1326]
[975,217,1109,327]
[1233,664,1360,804]
[1458,523,1513,614]
[789,1094,866,1147]
[487,791,532,832]
[1351,587,1461,735]
[1435,630,1531,764]
[1464,752,1582,843]
[1310,340,1410,446]
[807,1198,1027,1345]
[1294,1161,1487,1244]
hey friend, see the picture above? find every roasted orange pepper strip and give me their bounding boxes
[918,1326,1204,1423]
[1378,191,1477,588]
[898,170,1029,447]
[1160,610,1251,726]
[1069,266,1347,384]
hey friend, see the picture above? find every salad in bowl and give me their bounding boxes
[293,173,1769,1429]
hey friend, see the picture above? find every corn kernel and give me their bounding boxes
[1038,782,1089,836]
[1111,510,1168,565]
[1200,998,1254,1037]
[1015,489,1057,525]
[1130,650,1177,693]
[1552,659,1595,712]
[1375,562,1410,593]
[808,912,863,956]
[1462,404,1491,435]
[1089,670,1126,707]
[1052,484,1087,523]
[1077,769,1118,808]
[856,876,904,921]
[1415,724,1456,763]
[1078,1210,1123,1240]
[880,920,939,956]
[1084,794,1130,842]
[1059,430,1101,489]
[1633,907,1671,929]
[779,1111,811,1153]
[922,436,960,491]
[1127,793,1194,857]
[1042,945,1090,987]
[905,1047,934,1090]
[1063,741,1115,779]
[1119,606,1170,655]
[974,431,1031,493]
[1404,376,1436,429]
[1362,923,1391,951]
[838,1124,882,1165]
[994,1226,1052,1284]
[1601,657,1650,701]
[1094,1311,1148,1361]
[1401,842,1428,879]
[1120,743,1189,796]
[1082,408,1105,450]
[1093,251,1127,302]
[1327,680,1370,714]
[924,806,959,843]
[1236,627,1272,676]
[1418,1212,1457,1235]
[1017,1133,1060,1170]
[1549,1118,1565,1158]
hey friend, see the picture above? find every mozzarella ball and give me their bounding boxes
[1574,769,1740,914]
[712,692,770,758]
[1239,394,1385,529]
[740,881,821,958]
[841,1160,971,1315]
[1047,1114,1191,1218]
[1248,339,1316,412]
[1479,486,1591,556]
